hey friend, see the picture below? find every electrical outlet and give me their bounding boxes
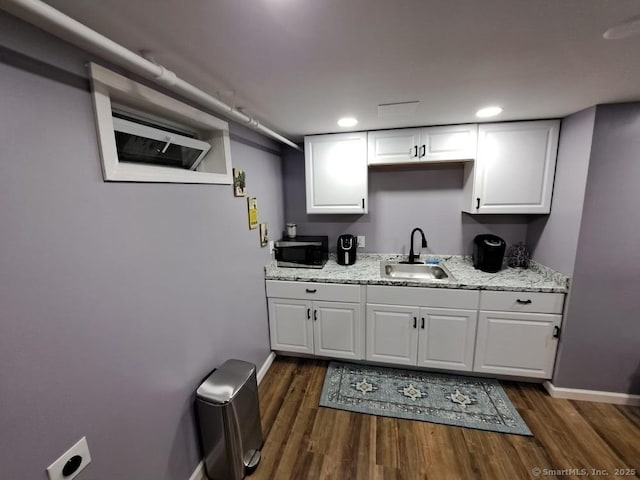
[357,236,365,248]
[46,437,91,480]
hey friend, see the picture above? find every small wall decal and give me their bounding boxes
[233,168,246,197]
[259,223,269,247]
[247,197,258,230]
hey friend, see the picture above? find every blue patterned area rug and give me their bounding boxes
[319,362,532,436]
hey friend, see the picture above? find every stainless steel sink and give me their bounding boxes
[380,261,455,281]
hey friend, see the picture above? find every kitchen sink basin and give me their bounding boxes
[380,261,455,281]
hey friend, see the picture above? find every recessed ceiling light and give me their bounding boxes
[603,15,640,40]
[476,106,503,118]
[337,117,358,127]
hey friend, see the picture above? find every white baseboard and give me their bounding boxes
[257,351,276,385]
[543,381,640,406]
[188,461,205,480]
[188,352,276,480]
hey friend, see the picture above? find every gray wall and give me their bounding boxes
[527,108,595,276]
[552,103,640,394]
[283,149,529,255]
[0,15,283,480]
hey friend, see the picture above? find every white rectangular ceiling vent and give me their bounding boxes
[377,101,420,117]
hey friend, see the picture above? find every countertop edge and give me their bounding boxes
[263,274,568,294]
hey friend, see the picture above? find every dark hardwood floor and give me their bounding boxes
[253,357,640,480]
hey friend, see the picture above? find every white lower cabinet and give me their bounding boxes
[473,291,564,379]
[313,301,362,359]
[266,281,364,360]
[366,304,477,371]
[268,298,314,354]
[267,281,565,380]
[418,308,478,371]
[366,304,418,365]
[365,286,479,372]
[268,298,363,360]
[473,311,561,379]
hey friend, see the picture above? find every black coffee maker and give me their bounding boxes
[473,234,506,272]
[337,234,357,266]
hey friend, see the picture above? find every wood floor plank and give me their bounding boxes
[375,416,401,468]
[254,358,309,479]
[307,407,339,454]
[254,357,640,480]
[571,400,640,465]
[617,404,640,429]
[288,450,325,480]
[258,356,299,438]
[300,359,327,409]
[396,418,428,475]
[270,406,319,479]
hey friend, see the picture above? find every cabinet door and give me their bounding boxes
[313,301,362,360]
[304,132,368,214]
[417,308,478,372]
[367,128,422,165]
[469,120,559,214]
[268,298,313,354]
[366,304,419,365]
[422,124,477,162]
[474,311,561,378]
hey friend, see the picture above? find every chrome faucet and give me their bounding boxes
[407,228,428,264]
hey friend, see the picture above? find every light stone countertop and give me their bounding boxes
[264,254,570,293]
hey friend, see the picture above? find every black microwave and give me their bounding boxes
[274,235,328,268]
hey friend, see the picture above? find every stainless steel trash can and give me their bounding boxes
[196,359,263,480]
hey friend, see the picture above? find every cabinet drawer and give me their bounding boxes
[266,280,361,303]
[367,285,479,309]
[479,291,564,314]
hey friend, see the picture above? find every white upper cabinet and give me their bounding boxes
[422,125,478,162]
[368,124,477,165]
[367,128,422,165]
[463,120,560,214]
[304,132,368,214]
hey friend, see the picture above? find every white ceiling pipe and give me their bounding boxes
[0,0,301,150]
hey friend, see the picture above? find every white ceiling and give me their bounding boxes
[44,0,640,141]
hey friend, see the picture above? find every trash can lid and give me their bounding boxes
[196,359,256,404]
